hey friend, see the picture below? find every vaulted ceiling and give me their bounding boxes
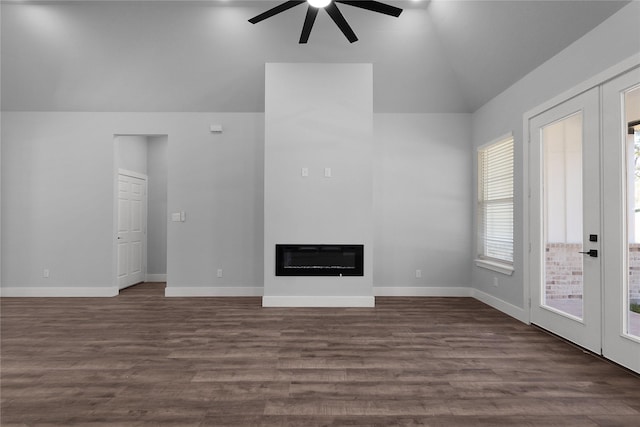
[0,0,631,113]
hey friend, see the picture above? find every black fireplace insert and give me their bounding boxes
[275,244,364,276]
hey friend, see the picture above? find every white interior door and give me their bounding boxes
[117,171,147,290]
[529,88,602,353]
[602,68,640,372]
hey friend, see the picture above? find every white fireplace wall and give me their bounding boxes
[263,63,374,305]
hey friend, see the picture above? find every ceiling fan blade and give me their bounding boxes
[325,2,358,43]
[248,1,306,24]
[299,6,319,44]
[336,1,403,17]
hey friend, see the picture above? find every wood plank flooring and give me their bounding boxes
[2,282,639,426]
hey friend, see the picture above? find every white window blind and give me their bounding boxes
[478,136,514,265]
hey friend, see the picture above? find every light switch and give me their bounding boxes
[171,212,185,222]
[324,167,332,178]
[302,167,309,177]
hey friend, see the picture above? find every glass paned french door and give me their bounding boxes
[602,68,640,373]
[529,88,601,354]
[530,67,640,373]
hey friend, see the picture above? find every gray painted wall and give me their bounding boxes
[0,111,470,292]
[374,114,472,287]
[470,2,640,308]
[0,113,265,290]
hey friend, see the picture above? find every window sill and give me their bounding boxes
[475,259,514,276]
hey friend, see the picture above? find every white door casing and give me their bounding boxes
[117,170,147,290]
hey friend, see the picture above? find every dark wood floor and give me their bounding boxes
[1,283,639,426]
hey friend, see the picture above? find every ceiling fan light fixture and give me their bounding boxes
[308,0,331,8]
[249,0,402,44]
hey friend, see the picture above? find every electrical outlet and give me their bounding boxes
[217,269,223,278]
[43,269,50,278]
[493,277,499,287]
[415,269,422,278]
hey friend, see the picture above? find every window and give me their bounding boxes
[477,135,514,275]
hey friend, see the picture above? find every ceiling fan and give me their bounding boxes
[248,0,403,44]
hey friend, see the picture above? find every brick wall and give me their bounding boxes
[546,243,640,303]
[545,243,583,300]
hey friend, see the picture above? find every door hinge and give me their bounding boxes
[529,242,532,253]
[528,298,532,308]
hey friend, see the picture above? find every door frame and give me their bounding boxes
[523,55,640,327]
[114,169,148,292]
[111,133,170,294]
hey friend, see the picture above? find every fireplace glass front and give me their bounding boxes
[275,244,364,276]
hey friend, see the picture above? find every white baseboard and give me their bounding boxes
[0,284,528,323]
[374,286,472,297]
[146,274,167,283]
[0,286,118,297]
[471,289,529,323]
[165,286,263,297]
[373,286,527,324]
[262,295,375,307]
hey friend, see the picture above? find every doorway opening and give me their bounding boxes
[113,135,168,293]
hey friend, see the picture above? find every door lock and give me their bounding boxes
[579,249,598,257]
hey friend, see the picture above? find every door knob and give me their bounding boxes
[579,249,598,257]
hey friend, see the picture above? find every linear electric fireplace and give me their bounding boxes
[276,244,364,276]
